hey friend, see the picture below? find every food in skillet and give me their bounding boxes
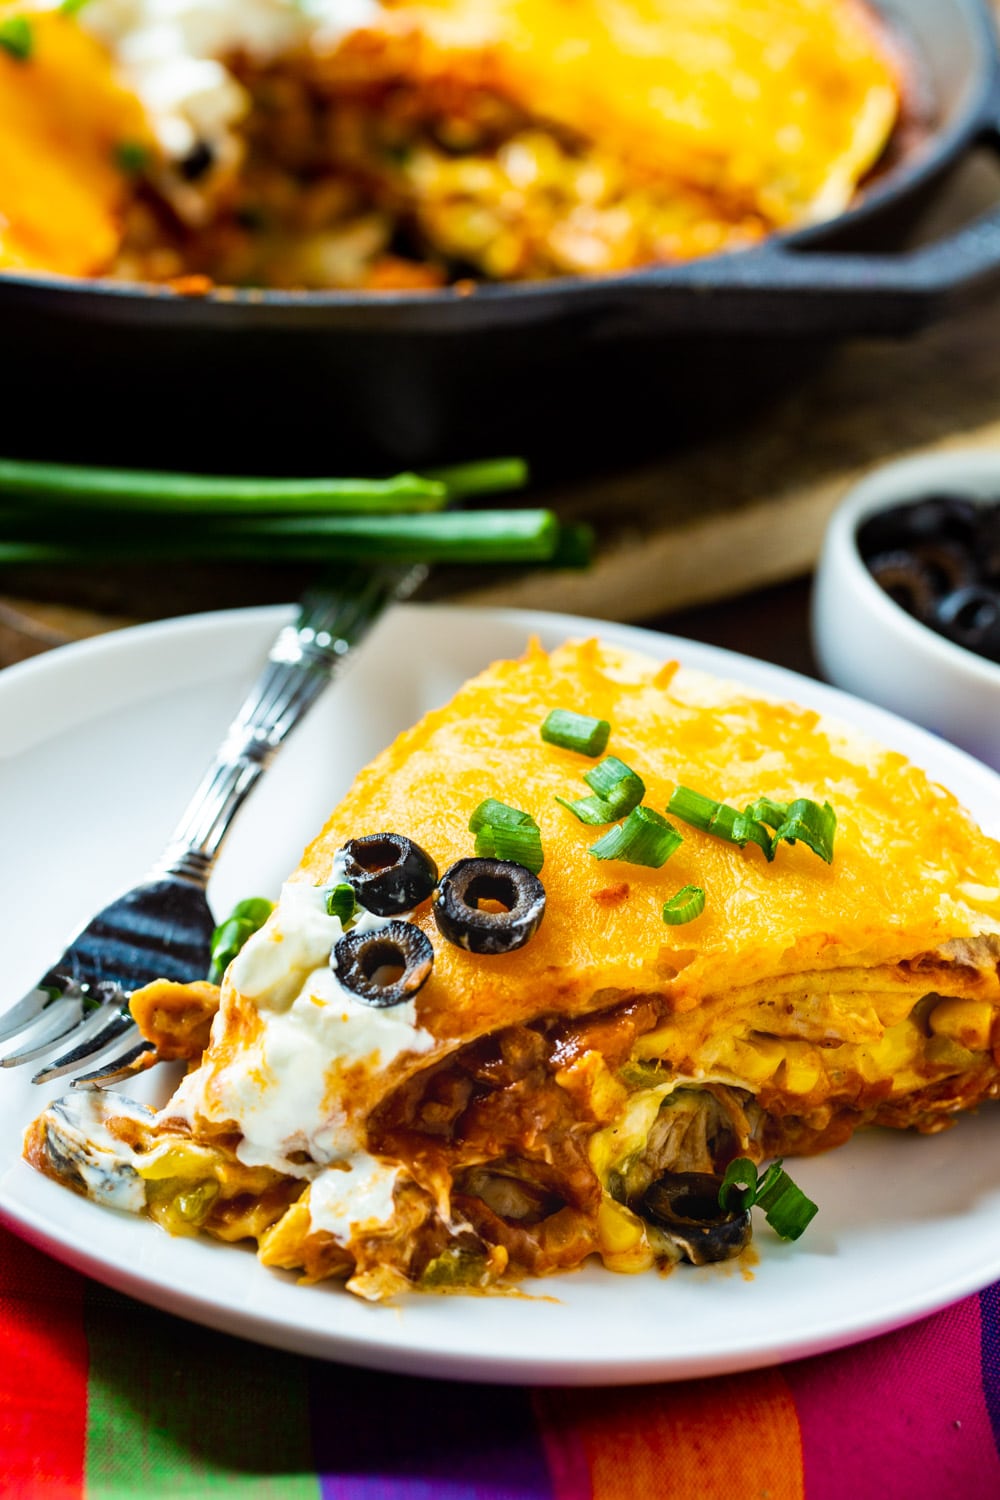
[0,0,903,287]
[26,638,1000,1299]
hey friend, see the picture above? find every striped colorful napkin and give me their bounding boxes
[3,1221,999,1500]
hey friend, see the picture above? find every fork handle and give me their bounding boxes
[154,565,425,885]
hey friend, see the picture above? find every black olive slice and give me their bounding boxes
[866,550,937,620]
[934,585,1000,665]
[179,140,216,181]
[341,834,439,916]
[333,920,434,1007]
[976,507,1000,581]
[910,539,977,597]
[856,495,1000,662]
[857,496,981,559]
[433,858,546,955]
[638,1172,751,1266]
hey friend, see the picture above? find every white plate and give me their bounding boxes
[2,603,999,1386]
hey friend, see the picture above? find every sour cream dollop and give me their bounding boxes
[167,882,436,1216]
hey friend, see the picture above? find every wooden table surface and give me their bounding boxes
[3,151,1000,672]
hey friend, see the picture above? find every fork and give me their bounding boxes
[0,562,423,1087]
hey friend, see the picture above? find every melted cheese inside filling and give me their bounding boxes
[0,12,150,274]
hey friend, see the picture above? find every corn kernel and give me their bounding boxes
[777,1044,822,1096]
[925,1034,976,1072]
[556,1051,628,1123]
[633,1026,681,1062]
[597,1198,656,1275]
[728,1036,785,1086]
[597,1196,645,1255]
[602,1244,658,1275]
[928,998,994,1052]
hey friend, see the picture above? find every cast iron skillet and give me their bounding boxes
[3,0,1000,469]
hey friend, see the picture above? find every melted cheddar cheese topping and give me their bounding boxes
[340,0,900,223]
[0,11,150,275]
[290,638,999,1053]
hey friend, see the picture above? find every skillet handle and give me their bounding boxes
[633,89,1000,339]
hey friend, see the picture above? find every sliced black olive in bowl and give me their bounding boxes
[865,550,938,620]
[341,834,438,916]
[856,495,982,558]
[934,585,1000,665]
[333,921,434,1007]
[433,858,546,955]
[638,1172,751,1265]
[855,493,1000,665]
[977,507,1000,581]
[908,539,977,597]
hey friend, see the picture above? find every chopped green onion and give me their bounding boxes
[664,786,717,833]
[705,802,739,840]
[469,799,543,872]
[718,1158,758,1213]
[753,1160,819,1240]
[744,797,790,831]
[669,787,775,860]
[325,884,357,924]
[475,823,544,872]
[541,709,610,757]
[554,793,616,826]
[0,15,33,59]
[114,141,151,175]
[468,799,531,833]
[619,1060,668,1090]
[730,810,777,861]
[229,897,275,927]
[556,756,645,826]
[208,897,275,983]
[60,0,91,13]
[662,885,705,925]
[744,796,836,862]
[584,757,645,817]
[670,787,835,864]
[208,920,256,982]
[718,1156,818,1240]
[590,806,683,867]
[772,799,837,865]
[174,1181,219,1224]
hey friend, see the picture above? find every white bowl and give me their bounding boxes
[812,450,1000,771]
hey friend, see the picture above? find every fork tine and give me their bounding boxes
[31,1009,138,1085]
[69,1034,157,1090]
[0,984,70,1045]
[0,996,86,1068]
